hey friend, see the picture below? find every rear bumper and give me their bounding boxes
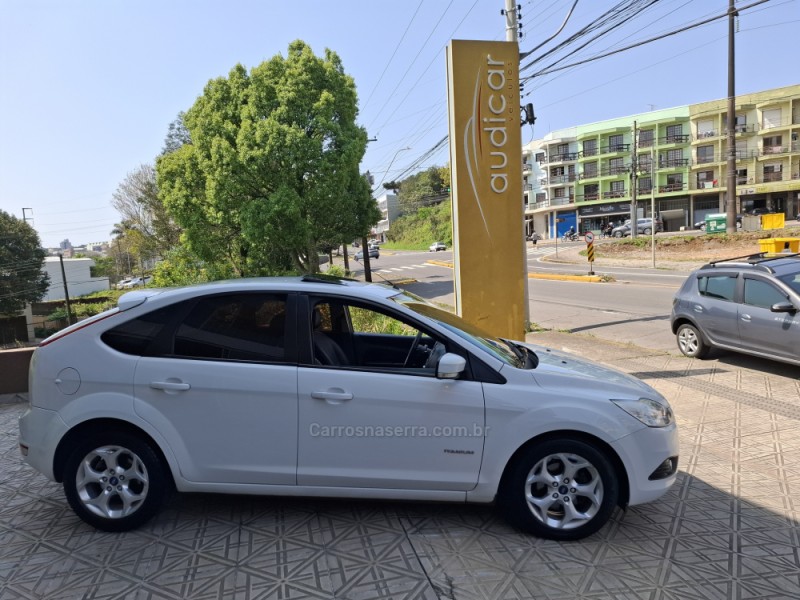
[18,406,68,481]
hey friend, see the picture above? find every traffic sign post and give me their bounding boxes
[585,231,595,275]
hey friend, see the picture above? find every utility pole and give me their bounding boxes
[504,0,518,41]
[630,120,638,239]
[59,254,74,326]
[725,0,738,233]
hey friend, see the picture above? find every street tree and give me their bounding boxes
[157,40,375,276]
[111,164,181,259]
[0,209,49,314]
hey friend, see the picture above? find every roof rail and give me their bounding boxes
[704,252,800,273]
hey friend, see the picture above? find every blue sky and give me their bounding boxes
[1,0,797,248]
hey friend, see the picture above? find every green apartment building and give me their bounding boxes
[522,84,800,238]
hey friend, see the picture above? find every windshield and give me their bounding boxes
[390,292,528,368]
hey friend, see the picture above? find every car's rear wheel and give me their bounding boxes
[63,431,169,531]
[643,227,652,235]
[614,231,623,238]
[676,323,709,359]
[498,439,619,541]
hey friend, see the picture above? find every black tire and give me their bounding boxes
[614,231,623,238]
[676,323,710,359]
[643,228,652,235]
[63,430,169,532]
[498,439,619,541]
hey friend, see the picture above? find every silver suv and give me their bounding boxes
[611,217,663,238]
[670,253,800,366]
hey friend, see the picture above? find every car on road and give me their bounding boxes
[122,276,151,289]
[429,242,447,252]
[115,278,132,290]
[19,276,678,539]
[355,247,379,260]
[611,217,663,238]
[671,253,800,366]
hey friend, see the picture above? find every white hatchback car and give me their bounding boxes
[19,277,678,539]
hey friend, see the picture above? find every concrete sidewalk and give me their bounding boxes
[1,331,799,598]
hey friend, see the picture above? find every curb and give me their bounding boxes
[426,260,453,268]
[528,273,603,282]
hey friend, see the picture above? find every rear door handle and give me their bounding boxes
[692,304,704,313]
[740,314,751,322]
[150,381,191,392]
[311,389,353,403]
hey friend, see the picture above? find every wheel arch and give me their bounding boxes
[53,418,174,487]
[498,429,630,508]
[671,315,698,334]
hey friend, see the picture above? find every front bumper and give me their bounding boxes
[611,421,680,506]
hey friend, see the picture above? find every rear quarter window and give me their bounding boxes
[698,274,737,301]
[101,305,175,355]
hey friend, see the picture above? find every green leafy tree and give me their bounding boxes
[0,209,49,314]
[395,166,449,213]
[157,40,375,275]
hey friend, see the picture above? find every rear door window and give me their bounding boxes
[698,274,737,301]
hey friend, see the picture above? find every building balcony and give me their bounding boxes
[549,174,577,184]
[638,138,655,148]
[579,148,599,158]
[761,145,790,156]
[577,193,600,202]
[658,182,687,193]
[600,144,630,154]
[658,134,690,145]
[603,190,627,199]
[548,152,579,163]
[578,172,598,181]
[523,162,532,172]
[659,158,690,169]
[695,155,717,165]
[532,197,574,210]
[694,131,719,141]
[523,183,533,191]
[599,165,630,177]
[735,123,757,134]
[762,172,784,183]
[759,117,797,132]
[692,180,720,190]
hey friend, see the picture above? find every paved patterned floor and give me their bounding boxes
[1,333,799,599]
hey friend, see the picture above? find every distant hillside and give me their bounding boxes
[386,200,452,249]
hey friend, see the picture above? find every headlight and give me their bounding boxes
[611,398,674,427]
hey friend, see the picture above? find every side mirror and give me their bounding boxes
[436,353,466,379]
[770,301,797,313]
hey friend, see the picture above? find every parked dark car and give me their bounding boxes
[671,253,800,366]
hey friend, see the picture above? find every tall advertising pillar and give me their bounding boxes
[446,40,526,339]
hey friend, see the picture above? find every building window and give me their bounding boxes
[736,168,749,185]
[535,152,545,163]
[583,139,597,157]
[557,143,569,155]
[638,177,652,194]
[763,164,783,182]
[763,135,783,154]
[761,108,782,129]
[608,134,624,152]
[535,193,546,203]
[666,124,683,142]
[609,157,625,174]
[584,184,599,200]
[697,145,715,164]
[583,162,598,178]
[697,170,716,189]
[554,188,566,198]
[639,129,654,147]
[696,120,715,138]
[638,153,653,172]
[610,181,625,196]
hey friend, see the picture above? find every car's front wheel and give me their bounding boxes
[643,227,652,235]
[676,323,710,359]
[498,439,619,540]
[63,430,169,531]
[614,231,623,238]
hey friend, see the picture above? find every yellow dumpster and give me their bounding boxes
[758,237,800,253]
[761,213,785,230]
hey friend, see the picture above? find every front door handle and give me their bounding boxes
[150,381,191,392]
[311,389,353,403]
[740,314,752,322]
